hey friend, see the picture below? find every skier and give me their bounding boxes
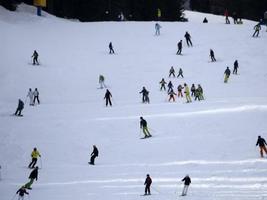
[210,49,216,62]
[256,136,267,158]
[181,175,191,196]
[89,145,99,165]
[190,84,196,97]
[184,32,193,47]
[233,60,239,74]
[99,75,106,89]
[140,117,151,138]
[176,40,183,55]
[14,99,24,116]
[144,174,152,195]
[16,186,29,200]
[232,12,238,24]
[27,88,34,106]
[195,84,204,101]
[169,66,175,77]
[32,50,39,65]
[184,83,192,103]
[203,17,208,23]
[252,23,261,37]
[167,81,174,93]
[224,67,231,83]
[224,9,230,24]
[177,84,184,98]
[139,87,150,103]
[159,78,167,91]
[24,166,38,189]
[33,88,40,105]
[109,42,115,54]
[104,89,112,106]
[28,148,41,169]
[155,23,161,36]
[177,68,184,78]
[168,89,176,102]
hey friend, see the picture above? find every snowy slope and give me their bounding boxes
[1,4,267,200]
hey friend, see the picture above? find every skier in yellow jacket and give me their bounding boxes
[28,148,41,169]
[184,83,192,103]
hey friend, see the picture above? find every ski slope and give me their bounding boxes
[1,4,267,200]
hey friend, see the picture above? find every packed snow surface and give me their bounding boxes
[1,4,267,200]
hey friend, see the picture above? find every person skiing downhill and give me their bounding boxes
[184,83,192,103]
[177,68,184,78]
[140,117,151,138]
[144,174,152,195]
[184,32,193,47]
[224,67,231,83]
[24,166,38,189]
[169,66,175,77]
[109,42,115,54]
[139,87,150,103]
[159,78,167,91]
[256,136,267,158]
[28,148,41,169]
[176,40,182,55]
[99,75,106,89]
[181,175,191,196]
[27,88,34,106]
[104,89,112,106]
[89,145,99,165]
[210,49,216,62]
[32,50,39,65]
[14,99,24,116]
[16,186,29,200]
[252,23,261,37]
[233,60,239,74]
[33,88,40,105]
[167,81,174,93]
[155,23,161,35]
[168,89,177,102]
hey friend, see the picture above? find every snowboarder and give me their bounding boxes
[167,81,174,93]
[169,66,175,77]
[177,68,184,78]
[224,67,231,83]
[28,148,41,169]
[32,50,39,65]
[27,88,34,106]
[184,32,193,47]
[252,23,261,37]
[89,145,99,165]
[184,83,192,103]
[14,99,24,116]
[256,136,267,158]
[104,89,112,106]
[233,60,239,74]
[224,9,230,24]
[177,84,184,98]
[210,49,216,62]
[144,174,152,195]
[203,17,208,23]
[159,78,167,91]
[24,166,38,189]
[33,88,40,105]
[140,117,151,138]
[99,75,106,89]
[191,84,196,97]
[155,23,161,35]
[181,175,191,196]
[109,42,115,54]
[176,40,182,55]
[168,89,176,102]
[195,84,204,101]
[139,87,150,103]
[16,186,29,200]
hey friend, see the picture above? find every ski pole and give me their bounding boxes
[151,186,161,194]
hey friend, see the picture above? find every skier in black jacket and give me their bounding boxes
[224,67,231,83]
[184,32,193,47]
[25,166,39,189]
[144,174,152,195]
[14,99,24,116]
[167,81,173,93]
[176,40,183,55]
[32,50,39,65]
[89,145,99,165]
[139,87,149,103]
[104,89,112,106]
[233,60,238,74]
[256,136,267,158]
[109,42,115,54]
[210,49,216,62]
[181,175,191,196]
[16,186,29,199]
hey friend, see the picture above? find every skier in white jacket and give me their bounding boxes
[27,88,34,106]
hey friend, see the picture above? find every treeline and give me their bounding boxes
[0,0,186,22]
[190,0,267,21]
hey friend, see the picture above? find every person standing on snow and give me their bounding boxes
[14,99,24,116]
[177,84,184,98]
[89,145,99,165]
[176,40,183,55]
[177,68,184,78]
[210,49,216,62]
[144,174,152,195]
[224,9,230,24]
[159,78,167,91]
[28,148,41,169]
[168,89,177,102]
[24,166,39,189]
[139,87,150,103]
[27,88,34,106]
[109,42,115,54]
[181,175,191,196]
[33,88,40,105]
[140,117,151,138]
[256,136,267,158]
[32,50,39,65]
[99,75,106,89]
[195,84,204,101]
[16,186,29,200]
[184,32,193,47]
[169,66,175,77]
[167,81,174,93]
[155,23,161,35]
[184,83,192,103]
[233,60,239,74]
[190,84,196,97]
[104,89,112,106]
[224,67,231,83]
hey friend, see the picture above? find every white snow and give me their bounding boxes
[1,3,267,200]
